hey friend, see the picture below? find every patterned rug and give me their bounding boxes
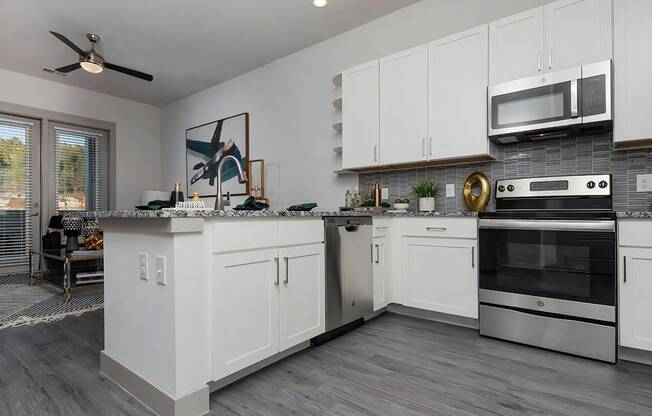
[0,272,104,329]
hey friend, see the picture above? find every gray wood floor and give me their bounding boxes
[2,311,652,416]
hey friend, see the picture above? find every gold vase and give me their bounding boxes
[463,171,491,212]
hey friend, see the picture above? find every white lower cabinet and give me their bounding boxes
[278,244,325,351]
[373,237,389,311]
[212,249,280,380]
[619,247,652,351]
[402,237,478,319]
[212,241,325,381]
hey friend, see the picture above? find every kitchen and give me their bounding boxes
[1,1,652,416]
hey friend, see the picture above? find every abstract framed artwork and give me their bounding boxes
[185,113,250,197]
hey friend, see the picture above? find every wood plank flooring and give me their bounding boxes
[2,311,652,415]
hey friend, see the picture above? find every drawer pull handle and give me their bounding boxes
[426,227,447,231]
[375,226,388,230]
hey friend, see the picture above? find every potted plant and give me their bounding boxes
[412,181,439,212]
[394,198,410,211]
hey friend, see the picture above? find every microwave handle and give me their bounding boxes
[570,79,579,118]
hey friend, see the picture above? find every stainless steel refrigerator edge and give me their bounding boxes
[324,216,373,332]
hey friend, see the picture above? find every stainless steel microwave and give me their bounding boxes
[488,60,612,144]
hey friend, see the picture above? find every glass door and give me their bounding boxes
[479,226,615,306]
[0,114,40,272]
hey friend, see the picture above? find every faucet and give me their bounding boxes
[215,155,248,210]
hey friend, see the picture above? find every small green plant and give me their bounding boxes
[394,198,410,204]
[412,181,439,198]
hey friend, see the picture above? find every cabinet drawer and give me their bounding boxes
[212,220,278,253]
[619,219,652,247]
[278,219,324,247]
[373,218,390,238]
[401,217,477,239]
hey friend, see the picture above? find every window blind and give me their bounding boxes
[0,119,33,267]
[54,126,106,213]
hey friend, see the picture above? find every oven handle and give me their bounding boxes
[478,219,615,232]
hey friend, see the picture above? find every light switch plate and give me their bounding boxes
[637,174,652,192]
[138,253,148,281]
[155,255,167,286]
[446,184,455,198]
[381,187,389,200]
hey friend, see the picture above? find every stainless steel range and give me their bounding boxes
[478,174,616,362]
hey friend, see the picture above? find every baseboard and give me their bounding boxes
[208,341,310,392]
[386,303,479,329]
[101,351,209,416]
[619,346,652,366]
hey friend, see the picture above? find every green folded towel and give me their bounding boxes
[135,200,171,210]
[234,197,269,211]
[287,203,318,212]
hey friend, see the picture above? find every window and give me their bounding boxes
[53,125,107,212]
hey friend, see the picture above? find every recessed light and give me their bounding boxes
[313,0,328,7]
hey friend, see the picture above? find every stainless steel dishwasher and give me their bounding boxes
[321,216,373,337]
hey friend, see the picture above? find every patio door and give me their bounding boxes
[0,114,41,272]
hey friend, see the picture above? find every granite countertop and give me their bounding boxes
[85,209,478,219]
[616,212,652,218]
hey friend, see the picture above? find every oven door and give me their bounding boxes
[478,219,616,321]
[488,66,581,139]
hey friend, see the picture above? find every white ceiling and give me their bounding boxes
[0,0,420,106]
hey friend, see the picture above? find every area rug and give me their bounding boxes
[0,272,104,329]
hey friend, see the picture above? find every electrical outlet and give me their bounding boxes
[446,184,455,198]
[637,174,652,192]
[138,253,148,280]
[381,187,389,200]
[155,255,167,286]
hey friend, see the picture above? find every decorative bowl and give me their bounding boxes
[394,203,409,211]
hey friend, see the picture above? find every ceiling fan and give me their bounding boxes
[49,31,153,82]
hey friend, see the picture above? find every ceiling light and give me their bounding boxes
[80,60,104,74]
[313,0,328,7]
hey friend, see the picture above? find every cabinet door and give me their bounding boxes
[278,244,325,351]
[545,0,612,71]
[614,0,652,146]
[429,25,489,160]
[402,237,478,318]
[619,247,652,351]
[373,238,389,311]
[489,7,544,84]
[380,45,429,165]
[342,60,380,169]
[212,249,279,380]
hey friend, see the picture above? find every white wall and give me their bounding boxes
[0,68,161,209]
[161,0,552,211]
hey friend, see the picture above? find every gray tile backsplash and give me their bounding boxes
[358,132,652,212]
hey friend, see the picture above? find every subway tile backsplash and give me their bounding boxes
[358,132,652,212]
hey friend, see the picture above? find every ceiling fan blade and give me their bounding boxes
[104,62,153,82]
[49,31,86,56]
[55,62,81,73]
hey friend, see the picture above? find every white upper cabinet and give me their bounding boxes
[380,45,429,165]
[489,7,545,84]
[342,60,380,169]
[614,0,652,147]
[545,0,612,72]
[489,0,612,85]
[429,25,489,160]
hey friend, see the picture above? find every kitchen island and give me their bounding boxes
[95,209,477,416]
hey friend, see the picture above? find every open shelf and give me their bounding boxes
[332,121,342,132]
[332,73,342,87]
[332,97,342,109]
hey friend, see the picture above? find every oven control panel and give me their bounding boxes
[496,175,611,198]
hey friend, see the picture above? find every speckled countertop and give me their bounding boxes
[616,212,652,218]
[85,209,478,219]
